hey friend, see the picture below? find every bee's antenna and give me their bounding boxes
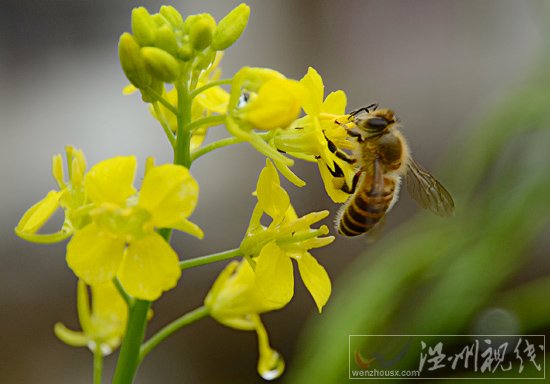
[349,103,379,117]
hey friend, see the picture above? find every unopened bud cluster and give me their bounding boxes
[118,4,250,101]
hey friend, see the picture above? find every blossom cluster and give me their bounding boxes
[15,3,361,381]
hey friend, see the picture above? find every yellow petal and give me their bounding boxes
[54,322,89,347]
[118,232,181,301]
[138,164,199,228]
[190,127,207,150]
[322,90,347,115]
[16,190,61,234]
[195,86,229,114]
[229,66,286,110]
[207,260,284,325]
[297,251,331,312]
[243,79,305,130]
[92,281,128,326]
[85,156,137,205]
[255,241,294,307]
[300,67,324,116]
[170,217,204,239]
[204,261,239,311]
[122,84,138,95]
[90,281,128,349]
[256,160,290,221]
[151,88,177,132]
[66,223,126,285]
[77,279,92,334]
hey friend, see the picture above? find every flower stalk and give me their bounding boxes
[16,3,348,382]
[112,299,151,384]
[179,248,242,270]
[139,306,209,361]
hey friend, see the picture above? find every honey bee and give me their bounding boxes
[333,104,455,237]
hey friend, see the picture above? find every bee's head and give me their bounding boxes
[353,108,397,134]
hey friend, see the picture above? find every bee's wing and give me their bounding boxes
[405,158,455,217]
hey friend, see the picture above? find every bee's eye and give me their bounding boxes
[366,117,388,130]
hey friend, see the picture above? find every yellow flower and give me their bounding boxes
[205,260,285,380]
[240,160,333,312]
[15,146,88,243]
[224,67,305,171]
[54,280,127,355]
[273,67,355,203]
[66,156,202,300]
[237,78,305,130]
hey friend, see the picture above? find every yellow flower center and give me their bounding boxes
[92,203,153,241]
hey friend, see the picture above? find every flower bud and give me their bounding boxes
[140,79,164,103]
[131,7,157,46]
[118,33,152,89]
[212,3,250,51]
[154,25,178,56]
[189,15,216,51]
[177,44,194,61]
[160,5,184,29]
[141,47,180,83]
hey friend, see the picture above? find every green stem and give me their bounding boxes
[93,343,103,384]
[139,306,209,361]
[145,87,178,115]
[191,132,270,162]
[113,277,134,307]
[174,82,192,167]
[187,114,226,133]
[191,136,243,162]
[189,78,232,100]
[112,227,173,383]
[179,248,242,270]
[112,299,151,384]
[152,102,176,147]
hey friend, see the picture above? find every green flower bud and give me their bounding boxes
[189,15,216,51]
[212,3,250,51]
[141,46,181,82]
[177,44,194,61]
[155,25,178,55]
[140,79,164,103]
[131,7,157,46]
[160,5,184,29]
[118,32,152,89]
[152,13,168,27]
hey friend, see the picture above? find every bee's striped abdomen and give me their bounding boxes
[338,176,396,236]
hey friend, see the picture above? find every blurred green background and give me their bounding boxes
[1,1,548,383]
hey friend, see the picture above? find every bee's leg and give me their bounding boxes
[325,160,345,178]
[334,119,364,142]
[335,149,356,164]
[345,129,364,143]
[340,171,362,194]
[325,136,357,165]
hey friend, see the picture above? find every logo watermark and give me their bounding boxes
[349,335,545,380]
